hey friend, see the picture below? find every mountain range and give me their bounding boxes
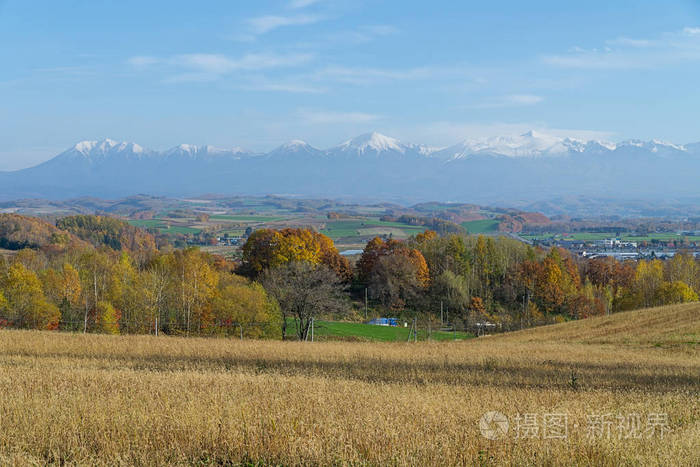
[1,131,699,204]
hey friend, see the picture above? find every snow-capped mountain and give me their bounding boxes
[435,131,611,159]
[331,132,433,159]
[55,139,151,163]
[164,144,251,160]
[268,140,322,158]
[1,132,699,202]
[335,132,408,155]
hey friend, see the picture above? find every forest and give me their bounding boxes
[0,213,698,339]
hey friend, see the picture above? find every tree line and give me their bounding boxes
[0,214,698,338]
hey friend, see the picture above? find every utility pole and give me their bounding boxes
[364,288,368,320]
[155,316,159,336]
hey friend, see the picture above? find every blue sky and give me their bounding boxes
[1,0,700,169]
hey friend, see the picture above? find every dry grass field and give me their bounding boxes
[0,304,698,466]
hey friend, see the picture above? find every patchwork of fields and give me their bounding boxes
[0,304,697,465]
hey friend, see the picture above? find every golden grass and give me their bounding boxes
[0,304,698,466]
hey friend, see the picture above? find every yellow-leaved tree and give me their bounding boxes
[95,301,120,334]
[655,281,698,305]
[1,262,59,329]
[211,275,281,339]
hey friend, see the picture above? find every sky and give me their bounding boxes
[1,0,700,169]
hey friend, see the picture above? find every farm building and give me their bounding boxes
[367,318,398,327]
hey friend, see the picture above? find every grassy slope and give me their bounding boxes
[497,302,699,348]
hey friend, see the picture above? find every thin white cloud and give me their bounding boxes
[243,82,327,94]
[127,56,159,67]
[314,65,477,85]
[470,94,543,109]
[248,14,324,34]
[543,26,700,69]
[326,24,399,45]
[127,52,314,82]
[288,0,323,8]
[176,53,313,72]
[298,109,382,124]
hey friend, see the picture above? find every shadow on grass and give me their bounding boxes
[2,348,698,393]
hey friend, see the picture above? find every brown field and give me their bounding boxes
[0,304,698,466]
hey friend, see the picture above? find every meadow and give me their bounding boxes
[287,319,474,342]
[461,219,501,234]
[0,304,697,465]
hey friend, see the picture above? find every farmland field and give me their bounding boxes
[128,219,202,234]
[0,304,697,465]
[209,215,287,222]
[321,218,426,241]
[462,218,501,233]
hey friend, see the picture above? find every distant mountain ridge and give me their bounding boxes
[1,131,699,202]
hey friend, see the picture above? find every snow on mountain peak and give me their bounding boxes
[176,143,198,153]
[73,140,98,154]
[72,139,143,156]
[619,139,686,152]
[165,144,247,158]
[451,131,569,158]
[339,132,405,154]
[283,140,311,149]
[433,130,624,160]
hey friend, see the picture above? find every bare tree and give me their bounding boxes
[262,262,348,341]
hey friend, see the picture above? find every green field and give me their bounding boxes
[209,215,286,222]
[287,319,473,342]
[461,219,500,233]
[128,219,201,235]
[321,219,425,241]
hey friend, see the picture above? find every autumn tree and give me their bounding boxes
[173,248,218,333]
[431,270,470,322]
[139,254,172,334]
[356,237,386,283]
[240,228,350,280]
[468,296,487,321]
[262,262,348,340]
[0,290,7,316]
[357,236,430,311]
[0,262,59,329]
[42,263,82,329]
[95,301,120,334]
[664,252,699,293]
[211,276,281,338]
[78,249,114,331]
[655,281,698,305]
[634,260,664,308]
